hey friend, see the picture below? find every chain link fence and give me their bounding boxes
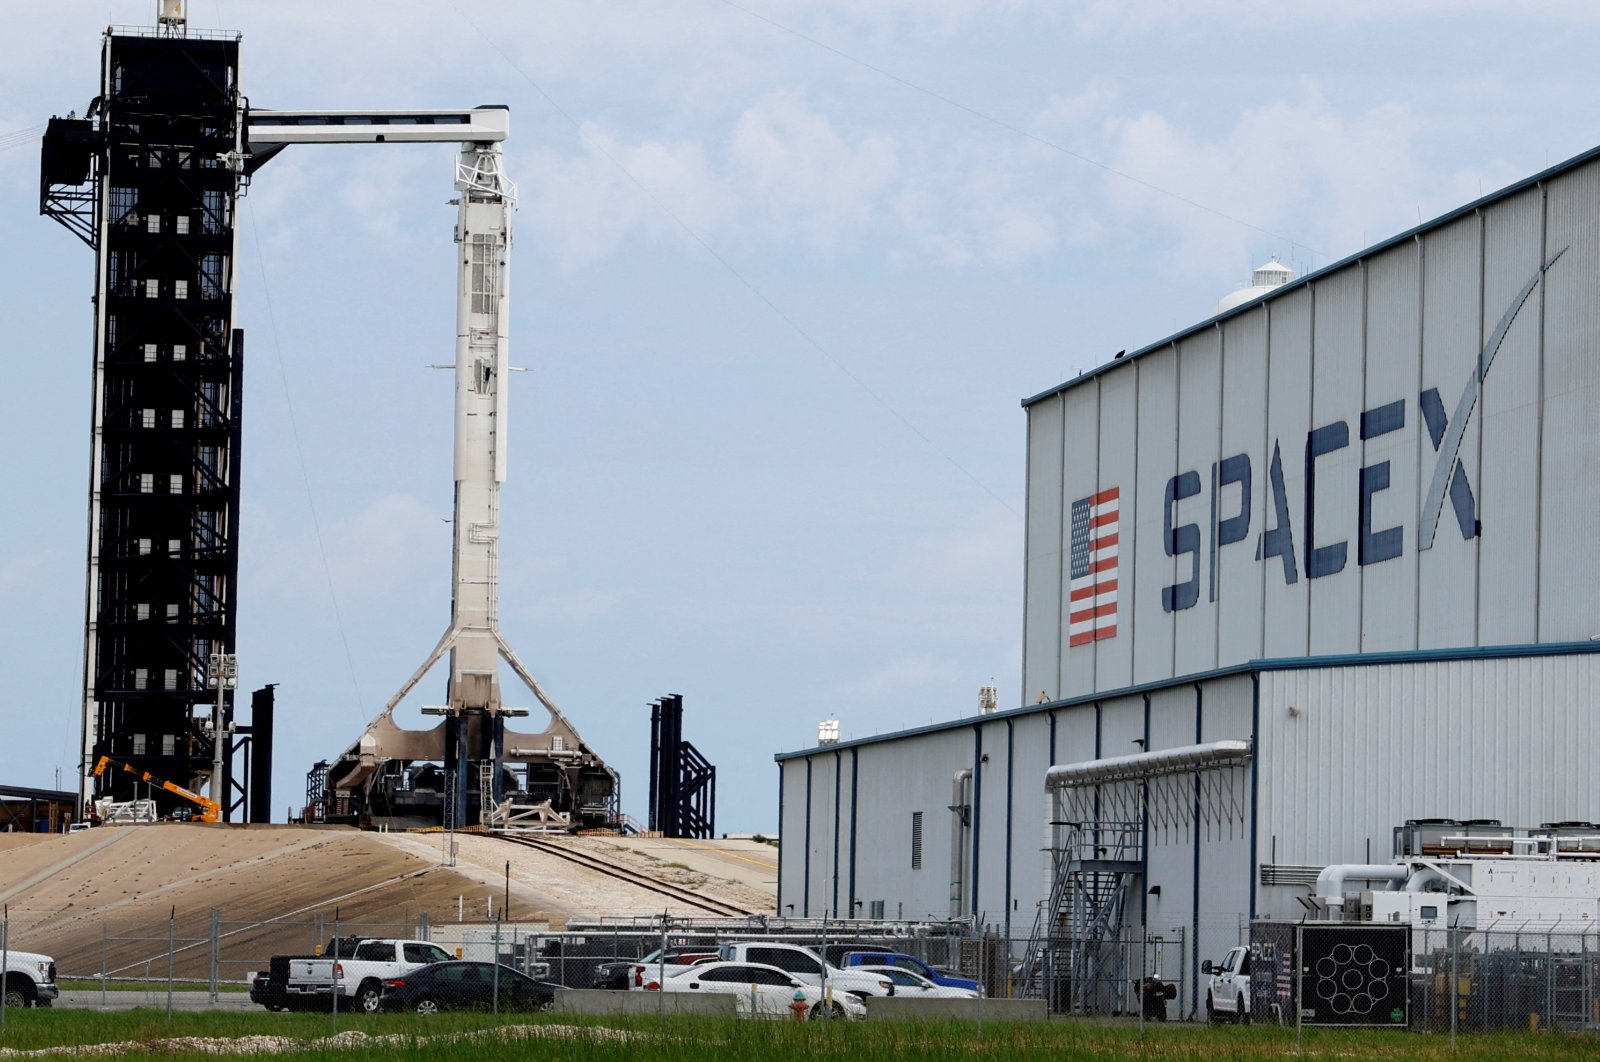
[1244,921,1600,1038]
[14,905,1599,1039]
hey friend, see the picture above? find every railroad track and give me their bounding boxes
[495,834,757,918]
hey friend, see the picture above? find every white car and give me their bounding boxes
[1202,946,1253,1023]
[648,961,866,1020]
[854,965,979,999]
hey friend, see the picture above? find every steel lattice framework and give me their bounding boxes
[42,27,246,815]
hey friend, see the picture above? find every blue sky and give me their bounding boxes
[4,1,1599,830]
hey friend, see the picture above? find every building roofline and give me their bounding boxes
[1021,140,1600,410]
[0,783,76,802]
[775,640,1600,760]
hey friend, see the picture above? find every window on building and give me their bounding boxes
[146,214,161,233]
[169,474,183,494]
[145,279,160,298]
[135,603,149,621]
[161,733,176,755]
[175,214,190,235]
[202,189,227,234]
[137,538,151,555]
[171,410,185,429]
[167,539,181,555]
[141,409,156,429]
[166,604,179,622]
[139,473,153,493]
[172,344,187,361]
[131,733,146,754]
[133,669,148,691]
[174,279,188,300]
[162,670,178,692]
[110,186,136,222]
[143,343,158,363]
[199,254,224,299]
[911,811,923,869]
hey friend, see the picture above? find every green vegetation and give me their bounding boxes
[0,1009,1597,1061]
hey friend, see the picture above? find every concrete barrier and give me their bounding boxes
[863,996,1047,1023]
[55,990,258,1012]
[551,988,737,1018]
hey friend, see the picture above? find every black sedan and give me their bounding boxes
[377,961,557,1014]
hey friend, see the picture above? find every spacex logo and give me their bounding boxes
[1158,248,1566,614]
[1066,247,1566,642]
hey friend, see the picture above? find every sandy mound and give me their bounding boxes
[0,825,775,980]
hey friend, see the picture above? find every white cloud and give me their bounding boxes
[1100,83,1438,276]
[250,493,448,605]
[730,91,898,250]
[520,124,733,269]
[1070,0,1600,32]
[892,155,1061,269]
[335,151,430,247]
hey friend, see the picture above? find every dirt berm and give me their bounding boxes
[0,826,776,980]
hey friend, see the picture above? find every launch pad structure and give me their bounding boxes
[40,1,618,831]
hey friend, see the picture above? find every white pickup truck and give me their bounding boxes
[3,948,60,1008]
[714,942,894,1000]
[276,939,455,1012]
[1202,945,1253,1023]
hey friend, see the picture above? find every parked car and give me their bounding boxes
[715,942,893,999]
[840,951,982,994]
[649,961,866,1020]
[260,938,455,1012]
[820,943,894,968]
[619,948,720,990]
[853,965,978,999]
[1203,946,1253,1023]
[377,961,556,1014]
[1,949,59,1008]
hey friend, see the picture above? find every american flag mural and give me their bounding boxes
[1068,486,1119,646]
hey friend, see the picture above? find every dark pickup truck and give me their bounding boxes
[253,937,361,1011]
[254,937,456,1012]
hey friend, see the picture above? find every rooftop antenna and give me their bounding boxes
[157,0,186,36]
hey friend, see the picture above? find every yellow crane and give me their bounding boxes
[92,755,221,823]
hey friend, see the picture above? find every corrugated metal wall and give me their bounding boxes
[1255,653,1600,914]
[1024,154,1600,702]
[777,670,1261,942]
[778,652,1600,950]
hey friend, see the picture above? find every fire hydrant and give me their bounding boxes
[790,988,809,1021]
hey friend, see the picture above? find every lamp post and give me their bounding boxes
[207,653,237,813]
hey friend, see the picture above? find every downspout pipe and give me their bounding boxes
[950,769,971,918]
[1314,864,1409,899]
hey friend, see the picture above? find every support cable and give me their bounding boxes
[242,198,367,723]
[447,0,1019,519]
[714,0,1324,260]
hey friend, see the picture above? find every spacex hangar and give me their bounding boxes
[775,144,1600,978]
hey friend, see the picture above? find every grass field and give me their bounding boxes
[1,1010,1598,1061]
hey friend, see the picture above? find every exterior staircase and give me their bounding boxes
[1019,819,1143,1012]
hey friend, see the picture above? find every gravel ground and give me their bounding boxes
[0,1023,648,1057]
